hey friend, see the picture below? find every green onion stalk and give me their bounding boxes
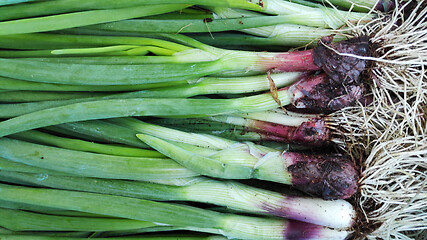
[83,0,372,33]
[311,0,396,12]
[0,45,180,58]
[0,208,160,232]
[0,72,303,118]
[0,198,67,214]
[0,91,109,102]
[0,137,199,181]
[0,76,189,92]
[0,0,39,7]
[0,183,350,240]
[46,120,150,148]
[0,1,195,21]
[0,170,356,229]
[0,34,325,86]
[83,15,344,48]
[208,114,331,146]
[246,0,372,29]
[84,14,328,35]
[0,234,228,240]
[0,0,370,34]
[0,34,371,117]
[0,71,360,137]
[0,32,369,88]
[45,120,292,152]
[0,71,368,138]
[150,110,332,147]
[0,33,191,51]
[147,118,291,143]
[0,0,264,23]
[0,157,71,176]
[0,203,104,219]
[110,118,359,200]
[0,231,94,239]
[0,156,196,187]
[9,130,163,158]
[0,4,192,35]
[206,7,348,45]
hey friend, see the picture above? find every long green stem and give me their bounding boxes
[0,0,39,6]
[209,7,347,44]
[108,118,236,150]
[0,33,192,51]
[0,170,356,229]
[0,234,228,240]
[86,15,320,33]
[0,199,65,213]
[0,76,189,93]
[0,89,291,137]
[0,0,191,21]
[0,0,262,21]
[0,72,300,118]
[0,138,198,180]
[0,208,158,232]
[186,32,319,49]
[0,91,108,102]
[0,184,349,240]
[9,130,163,157]
[0,232,94,239]
[0,4,190,35]
[137,133,278,180]
[47,120,150,148]
[0,58,220,85]
[0,157,70,176]
[0,45,299,85]
[258,0,372,28]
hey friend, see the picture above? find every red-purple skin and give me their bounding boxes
[285,152,359,200]
[256,134,292,142]
[251,118,331,146]
[265,49,321,72]
[284,220,324,240]
[288,73,365,113]
[261,196,321,225]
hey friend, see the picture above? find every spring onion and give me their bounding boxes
[0,183,350,240]
[0,208,159,232]
[109,118,359,200]
[0,89,292,137]
[207,115,330,146]
[0,138,198,180]
[0,76,189,92]
[85,15,317,34]
[0,4,190,35]
[0,72,302,118]
[0,234,229,240]
[0,170,356,229]
[0,33,192,51]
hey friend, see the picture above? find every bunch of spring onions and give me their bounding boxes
[0,0,425,239]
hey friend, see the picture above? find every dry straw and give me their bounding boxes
[325,0,426,239]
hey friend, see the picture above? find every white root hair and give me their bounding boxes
[360,137,427,240]
[326,0,426,239]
